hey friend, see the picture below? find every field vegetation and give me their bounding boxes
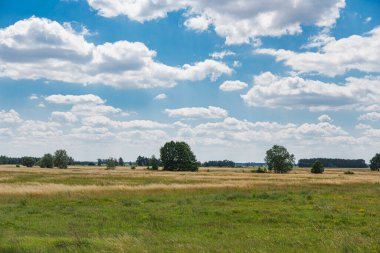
[0,165,379,252]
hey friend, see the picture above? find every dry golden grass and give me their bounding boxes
[0,165,379,196]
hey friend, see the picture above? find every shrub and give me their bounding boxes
[21,157,35,167]
[16,164,20,168]
[39,153,54,168]
[150,155,159,170]
[252,167,268,173]
[131,166,136,170]
[369,153,380,171]
[106,158,117,170]
[265,145,295,173]
[311,160,324,174]
[344,170,354,175]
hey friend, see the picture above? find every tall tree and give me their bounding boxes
[118,157,124,166]
[265,145,295,173]
[160,141,198,171]
[53,149,70,169]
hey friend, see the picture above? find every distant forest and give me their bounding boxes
[298,158,367,168]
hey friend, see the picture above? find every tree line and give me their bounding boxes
[298,158,367,168]
[2,141,380,173]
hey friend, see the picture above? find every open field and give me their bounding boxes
[0,165,379,252]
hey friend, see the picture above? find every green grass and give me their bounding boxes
[0,184,379,252]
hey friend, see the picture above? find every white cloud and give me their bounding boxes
[365,17,372,23]
[318,114,333,123]
[51,111,78,123]
[0,109,22,124]
[154,93,167,100]
[37,102,46,108]
[87,0,345,45]
[45,94,105,104]
[184,16,210,32]
[165,106,228,119]
[358,112,380,121]
[241,72,380,111]
[219,80,248,92]
[256,26,380,77]
[210,51,235,60]
[29,94,39,100]
[0,17,232,88]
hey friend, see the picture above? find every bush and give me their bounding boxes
[265,145,295,173]
[369,153,380,171]
[160,141,198,171]
[311,160,324,174]
[252,167,268,173]
[150,155,159,170]
[344,170,354,175]
[39,153,54,168]
[106,158,118,170]
[131,166,136,170]
[16,164,20,168]
[21,157,35,167]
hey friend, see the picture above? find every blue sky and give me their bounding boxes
[0,0,379,162]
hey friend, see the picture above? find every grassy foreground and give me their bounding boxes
[0,166,379,252]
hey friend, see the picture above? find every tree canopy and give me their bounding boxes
[53,149,70,169]
[265,145,295,173]
[160,141,198,171]
[311,160,324,174]
[369,153,380,171]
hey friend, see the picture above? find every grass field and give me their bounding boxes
[0,165,379,252]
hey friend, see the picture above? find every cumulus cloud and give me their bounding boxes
[256,26,380,76]
[241,72,380,111]
[51,111,78,123]
[219,80,248,92]
[87,0,345,45]
[45,94,105,105]
[318,114,333,123]
[358,112,380,121]
[165,106,228,119]
[0,109,22,124]
[154,93,167,100]
[0,17,232,88]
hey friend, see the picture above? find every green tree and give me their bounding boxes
[311,160,324,174]
[97,159,102,166]
[150,155,159,170]
[369,153,380,171]
[21,157,35,167]
[160,141,198,171]
[106,158,118,170]
[39,153,54,168]
[118,157,124,166]
[53,149,70,169]
[265,145,295,173]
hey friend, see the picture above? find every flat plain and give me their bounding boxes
[0,165,379,252]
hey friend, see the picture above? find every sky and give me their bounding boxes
[0,0,379,162]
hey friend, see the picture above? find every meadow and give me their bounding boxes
[0,165,379,252]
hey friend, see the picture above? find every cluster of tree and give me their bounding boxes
[135,155,162,167]
[0,155,37,165]
[298,158,367,168]
[97,158,130,166]
[203,160,235,167]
